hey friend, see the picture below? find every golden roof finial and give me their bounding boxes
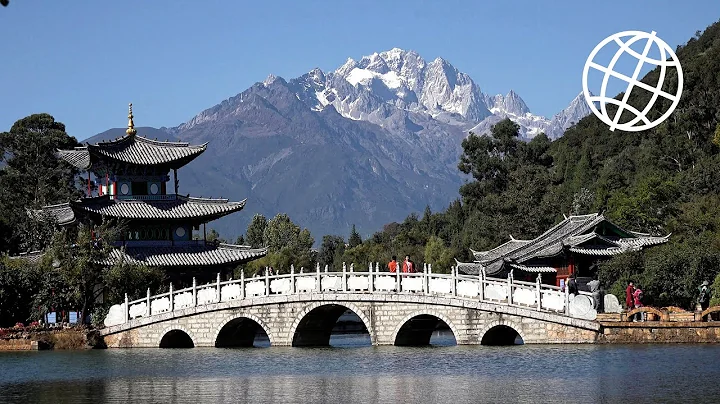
[126,103,137,136]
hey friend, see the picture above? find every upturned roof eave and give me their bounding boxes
[68,196,246,222]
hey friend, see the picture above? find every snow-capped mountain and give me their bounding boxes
[247,48,590,142]
[151,48,591,241]
[470,91,591,140]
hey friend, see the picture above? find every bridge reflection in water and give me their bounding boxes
[7,344,719,404]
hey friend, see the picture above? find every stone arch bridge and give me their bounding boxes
[101,265,601,348]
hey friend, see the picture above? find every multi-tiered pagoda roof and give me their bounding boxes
[37,104,266,272]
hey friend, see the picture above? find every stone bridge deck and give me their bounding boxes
[101,266,601,348]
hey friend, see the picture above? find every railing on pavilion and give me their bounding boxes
[113,194,178,201]
[104,263,599,327]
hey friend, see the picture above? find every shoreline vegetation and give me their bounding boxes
[0,324,103,351]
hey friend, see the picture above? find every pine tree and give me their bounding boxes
[348,224,362,248]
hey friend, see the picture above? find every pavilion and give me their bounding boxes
[455,213,669,287]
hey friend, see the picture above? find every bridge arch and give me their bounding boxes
[478,320,525,346]
[213,313,274,347]
[391,310,459,346]
[700,306,720,321]
[158,326,196,348]
[626,306,668,321]
[288,302,375,347]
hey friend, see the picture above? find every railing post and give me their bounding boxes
[169,283,174,312]
[316,265,322,293]
[146,288,151,317]
[422,263,427,294]
[451,266,457,296]
[507,273,513,305]
[342,262,348,292]
[124,293,129,323]
[396,264,401,292]
[265,268,270,296]
[216,272,221,303]
[427,264,432,294]
[368,262,374,292]
[240,271,245,299]
[478,269,484,301]
[290,265,296,294]
[565,281,570,315]
[536,274,542,311]
[192,277,197,307]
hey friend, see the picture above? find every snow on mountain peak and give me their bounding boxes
[263,74,279,86]
[271,48,590,141]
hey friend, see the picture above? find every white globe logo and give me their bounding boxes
[582,30,683,132]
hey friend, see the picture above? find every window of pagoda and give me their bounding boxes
[125,225,173,241]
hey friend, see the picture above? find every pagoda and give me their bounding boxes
[455,213,669,288]
[40,104,267,282]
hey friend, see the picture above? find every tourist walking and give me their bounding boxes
[388,256,398,273]
[625,281,635,311]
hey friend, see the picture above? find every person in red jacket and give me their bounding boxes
[402,255,416,273]
[625,281,635,311]
[388,256,398,273]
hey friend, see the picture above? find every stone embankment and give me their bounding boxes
[596,307,720,343]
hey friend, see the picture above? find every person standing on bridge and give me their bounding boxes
[698,281,711,311]
[625,281,635,312]
[402,255,416,273]
[388,256,398,273]
[633,285,644,322]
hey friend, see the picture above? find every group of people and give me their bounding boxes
[387,255,417,273]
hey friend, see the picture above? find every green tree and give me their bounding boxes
[264,213,305,252]
[424,236,455,273]
[0,114,81,254]
[318,235,345,270]
[246,214,267,248]
[0,256,43,327]
[348,224,362,248]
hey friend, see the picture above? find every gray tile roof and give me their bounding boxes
[57,134,207,169]
[71,195,246,221]
[509,263,557,273]
[7,250,45,264]
[106,243,268,267]
[471,239,531,261]
[10,244,267,268]
[458,213,670,276]
[57,148,91,170]
[454,260,485,276]
[35,202,76,226]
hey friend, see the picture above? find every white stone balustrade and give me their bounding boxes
[104,262,599,327]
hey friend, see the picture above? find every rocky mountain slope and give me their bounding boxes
[89,48,590,240]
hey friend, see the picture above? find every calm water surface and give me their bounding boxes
[1,334,719,403]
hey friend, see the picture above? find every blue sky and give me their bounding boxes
[0,1,718,140]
